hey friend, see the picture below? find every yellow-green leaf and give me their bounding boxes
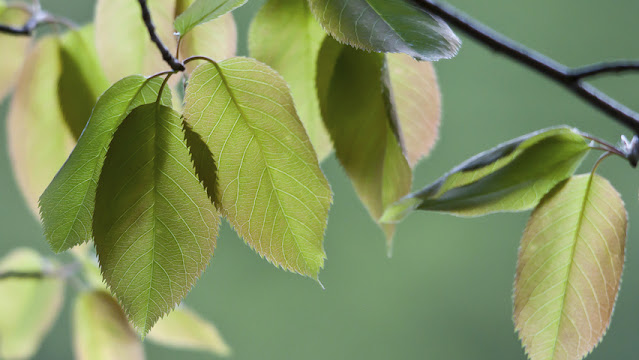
[93,104,220,335]
[514,174,626,360]
[0,249,64,359]
[382,127,590,222]
[249,0,332,161]
[7,37,75,216]
[147,306,231,356]
[385,53,441,167]
[174,0,246,36]
[73,291,144,360]
[0,3,31,99]
[180,13,237,69]
[183,58,332,278]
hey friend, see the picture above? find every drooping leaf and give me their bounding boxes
[176,0,237,68]
[174,0,246,37]
[147,306,231,356]
[381,127,590,222]
[249,0,332,160]
[514,174,626,360]
[93,103,220,335]
[385,53,441,167]
[73,291,144,360]
[0,3,31,99]
[7,37,75,215]
[95,0,176,82]
[58,25,110,139]
[308,0,460,61]
[40,76,171,253]
[183,58,332,278]
[0,249,64,359]
[320,44,411,247]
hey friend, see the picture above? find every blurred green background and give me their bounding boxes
[2,0,639,359]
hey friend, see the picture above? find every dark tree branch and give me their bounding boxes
[0,9,46,36]
[0,262,81,281]
[137,0,185,72]
[412,0,639,135]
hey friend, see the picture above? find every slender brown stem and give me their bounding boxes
[137,0,184,72]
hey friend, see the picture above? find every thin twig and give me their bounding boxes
[0,262,81,280]
[137,0,185,72]
[412,0,639,135]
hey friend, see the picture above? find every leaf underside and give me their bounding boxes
[514,174,626,360]
[93,104,219,335]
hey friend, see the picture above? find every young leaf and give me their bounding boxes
[58,25,110,139]
[73,291,144,360]
[320,44,411,247]
[0,249,64,359]
[385,54,441,167]
[7,37,75,216]
[308,0,460,61]
[147,306,231,356]
[0,2,31,99]
[174,0,246,37]
[40,76,171,253]
[95,0,176,82]
[514,174,626,360]
[249,0,332,161]
[182,58,332,278]
[176,0,237,67]
[381,127,590,222]
[93,104,220,335]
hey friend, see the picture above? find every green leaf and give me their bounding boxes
[58,25,110,139]
[249,0,332,161]
[381,127,590,222]
[182,58,332,278]
[0,249,65,359]
[183,120,221,208]
[320,44,411,248]
[73,291,144,360]
[385,53,441,167]
[308,0,460,61]
[95,0,176,81]
[40,76,171,253]
[147,306,231,356]
[93,103,220,335]
[7,36,75,216]
[514,174,626,360]
[174,0,246,36]
[0,3,31,99]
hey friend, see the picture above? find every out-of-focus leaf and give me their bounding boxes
[385,53,441,167]
[0,3,31,99]
[7,37,75,215]
[58,25,110,139]
[40,76,171,253]
[320,44,411,247]
[174,0,246,37]
[93,104,219,335]
[73,291,144,360]
[308,0,460,61]
[514,174,626,360]
[176,0,236,69]
[249,0,331,160]
[95,0,176,81]
[0,249,64,359]
[382,127,590,222]
[183,59,332,278]
[147,306,231,356]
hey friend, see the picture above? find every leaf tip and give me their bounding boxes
[380,197,420,224]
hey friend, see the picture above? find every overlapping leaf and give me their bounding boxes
[182,58,332,278]
[0,2,31,99]
[174,0,246,36]
[178,10,237,71]
[308,0,460,61]
[382,127,590,222]
[0,249,64,359]
[147,306,231,356]
[514,174,626,360]
[40,76,171,253]
[93,104,220,334]
[73,291,144,360]
[249,0,332,160]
